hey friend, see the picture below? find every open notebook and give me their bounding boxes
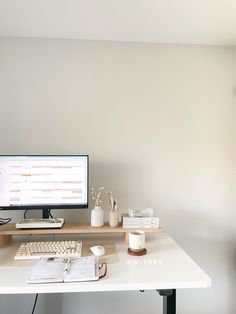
[27,256,107,284]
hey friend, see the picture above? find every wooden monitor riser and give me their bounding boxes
[0,222,161,247]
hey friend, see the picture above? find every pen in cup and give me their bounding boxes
[108,195,119,227]
[109,193,113,211]
[113,200,117,211]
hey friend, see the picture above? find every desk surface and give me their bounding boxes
[0,231,210,294]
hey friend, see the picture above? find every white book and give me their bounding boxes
[122,214,159,225]
[27,256,106,284]
[122,216,159,222]
[123,224,160,229]
[123,219,159,224]
[123,221,159,225]
[128,208,154,217]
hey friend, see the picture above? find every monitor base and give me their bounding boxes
[15,218,65,229]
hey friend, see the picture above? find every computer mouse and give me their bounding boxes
[90,245,105,257]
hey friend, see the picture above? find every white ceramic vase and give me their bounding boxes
[91,206,104,227]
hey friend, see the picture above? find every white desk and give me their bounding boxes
[0,231,210,314]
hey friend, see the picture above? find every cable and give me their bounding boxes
[31,293,38,314]
[24,210,28,219]
[49,210,54,219]
[0,217,11,226]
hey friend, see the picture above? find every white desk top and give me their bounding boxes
[0,231,210,294]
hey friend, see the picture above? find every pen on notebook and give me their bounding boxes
[63,258,71,274]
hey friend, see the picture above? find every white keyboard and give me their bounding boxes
[15,240,82,260]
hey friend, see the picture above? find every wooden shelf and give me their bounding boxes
[0,222,161,246]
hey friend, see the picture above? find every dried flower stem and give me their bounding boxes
[90,186,105,207]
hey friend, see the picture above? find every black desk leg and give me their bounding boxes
[157,289,176,314]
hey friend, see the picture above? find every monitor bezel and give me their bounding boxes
[0,154,89,211]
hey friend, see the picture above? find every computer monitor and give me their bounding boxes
[0,155,89,218]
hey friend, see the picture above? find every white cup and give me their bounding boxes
[109,211,119,228]
[128,230,145,252]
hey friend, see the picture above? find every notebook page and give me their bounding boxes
[28,259,65,283]
[64,256,99,282]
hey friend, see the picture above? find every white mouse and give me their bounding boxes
[90,245,105,257]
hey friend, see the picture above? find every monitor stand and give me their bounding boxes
[42,208,50,219]
[15,209,65,229]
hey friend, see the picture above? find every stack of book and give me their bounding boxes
[122,208,159,229]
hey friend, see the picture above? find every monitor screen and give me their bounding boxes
[0,155,89,211]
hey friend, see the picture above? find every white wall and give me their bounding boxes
[0,38,235,314]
